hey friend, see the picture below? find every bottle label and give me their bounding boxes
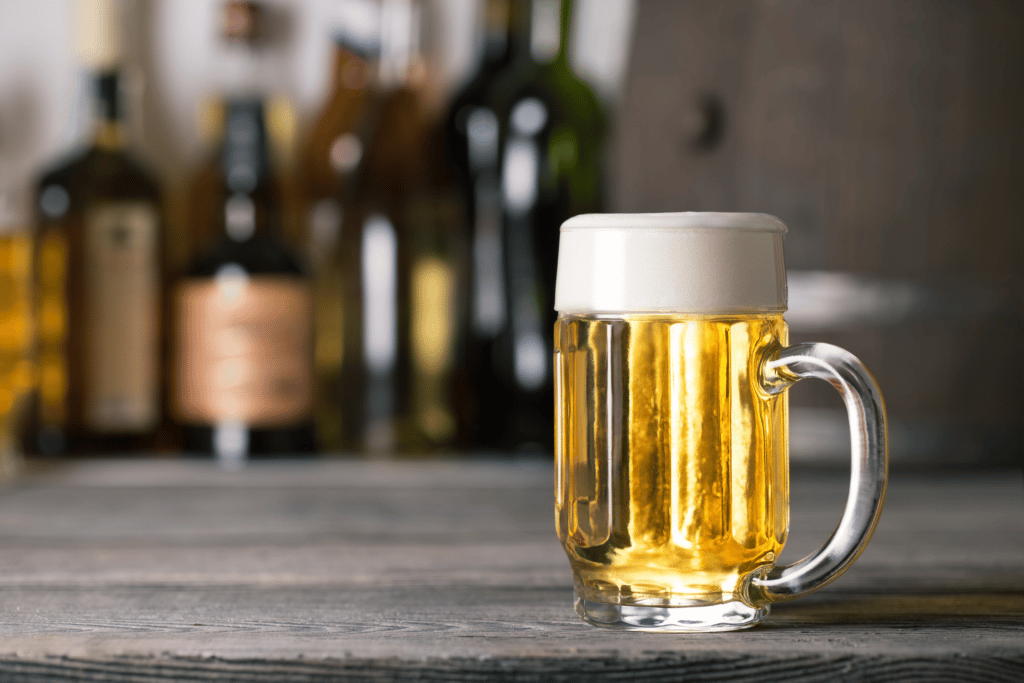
[175,275,313,427]
[84,202,161,433]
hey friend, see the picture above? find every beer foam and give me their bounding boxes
[555,213,788,314]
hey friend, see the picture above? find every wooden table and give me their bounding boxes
[0,458,1020,681]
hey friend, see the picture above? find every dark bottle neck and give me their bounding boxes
[505,0,533,61]
[222,98,270,194]
[556,0,572,67]
[92,70,127,151]
[220,98,278,242]
[481,0,510,64]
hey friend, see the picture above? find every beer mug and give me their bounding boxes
[554,213,887,631]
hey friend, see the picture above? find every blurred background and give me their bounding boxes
[0,0,1019,473]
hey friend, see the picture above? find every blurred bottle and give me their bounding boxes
[27,0,167,455]
[189,0,300,261]
[173,0,315,465]
[444,0,513,186]
[336,0,468,453]
[0,181,33,479]
[444,0,606,452]
[298,32,382,451]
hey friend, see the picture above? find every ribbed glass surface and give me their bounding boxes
[555,314,789,606]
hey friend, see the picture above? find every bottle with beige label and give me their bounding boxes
[28,0,167,454]
[174,16,316,463]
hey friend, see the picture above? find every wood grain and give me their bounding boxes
[0,459,1020,681]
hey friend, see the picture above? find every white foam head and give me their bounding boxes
[555,212,788,314]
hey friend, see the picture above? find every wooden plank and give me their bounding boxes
[0,587,1020,681]
[0,460,1019,681]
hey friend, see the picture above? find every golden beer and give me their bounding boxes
[555,313,789,608]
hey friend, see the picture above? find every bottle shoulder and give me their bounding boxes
[187,234,307,279]
[307,88,371,140]
[446,55,516,122]
[542,62,607,130]
[111,150,162,195]
[479,57,549,115]
[357,87,433,198]
[299,89,376,196]
[37,147,89,186]
[37,144,161,202]
[480,58,608,139]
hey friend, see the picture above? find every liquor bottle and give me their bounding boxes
[338,0,468,453]
[28,0,167,454]
[444,0,606,452]
[298,33,381,450]
[174,1,315,464]
[442,0,516,450]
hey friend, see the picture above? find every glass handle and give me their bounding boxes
[751,342,888,603]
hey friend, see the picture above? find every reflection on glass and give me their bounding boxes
[411,257,457,442]
[362,214,398,376]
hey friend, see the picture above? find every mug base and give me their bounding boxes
[575,593,769,632]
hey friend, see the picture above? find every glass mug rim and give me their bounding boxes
[554,211,887,633]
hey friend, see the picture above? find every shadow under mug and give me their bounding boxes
[553,213,887,632]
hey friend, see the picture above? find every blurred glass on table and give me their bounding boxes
[786,271,1022,468]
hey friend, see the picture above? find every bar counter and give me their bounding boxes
[0,458,1020,681]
